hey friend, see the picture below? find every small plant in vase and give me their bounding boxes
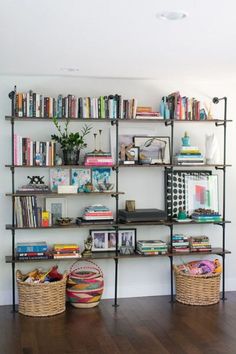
[51,117,92,165]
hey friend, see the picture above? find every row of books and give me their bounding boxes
[14,197,52,228]
[14,134,56,166]
[136,240,168,255]
[13,91,138,119]
[166,92,206,121]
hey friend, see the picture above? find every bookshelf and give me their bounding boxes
[5,88,231,311]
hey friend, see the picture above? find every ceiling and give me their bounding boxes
[0,0,235,80]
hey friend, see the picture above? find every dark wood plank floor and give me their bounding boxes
[1,293,236,354]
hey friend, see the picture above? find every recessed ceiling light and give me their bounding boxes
[156,11,188,21]
[60,67,79,73]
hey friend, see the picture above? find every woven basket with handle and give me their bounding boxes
[16,270,67,317]
[67,259,104,308]
[174,265,221,306]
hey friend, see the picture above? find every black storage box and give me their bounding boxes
[119,209,167,223]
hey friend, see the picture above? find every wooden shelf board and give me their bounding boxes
[5,248,231,263]
[6,191,124,197]
[6,220,231,230]
[5,116,232,123]
[5,116,116,122]
[6,222,116,230]
[5,164,116,169]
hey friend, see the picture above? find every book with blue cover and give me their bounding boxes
[16,241,48,253]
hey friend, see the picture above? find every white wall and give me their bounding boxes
[0,76,235,305]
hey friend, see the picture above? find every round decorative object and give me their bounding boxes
[66,260,104,308]
[57,217,73,226]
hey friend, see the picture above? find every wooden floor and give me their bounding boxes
[1,293,236,354]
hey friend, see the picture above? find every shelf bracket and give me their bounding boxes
[111,119,118,126]
[215,166,225,171]
[215,121,226,127]
[165,120,173,127]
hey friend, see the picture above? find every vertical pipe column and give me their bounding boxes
[222,97,227,300]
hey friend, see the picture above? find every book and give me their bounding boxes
[16,242,48,253]
[71,168,91,192]
[42,211,50,227]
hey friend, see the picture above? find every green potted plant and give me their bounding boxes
[51,117,92,165]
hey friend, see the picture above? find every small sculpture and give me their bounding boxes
[55,155,63,166]
[82,236,93,257]
[181,132,190,147]
[27,176,45,184]
[177,207,187,220]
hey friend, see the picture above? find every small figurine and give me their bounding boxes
[177,207,187,220]
[181,132,190,147]
[82,236,93,257]
[55,155,63,166]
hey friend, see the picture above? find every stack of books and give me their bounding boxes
[16,242,50,260]
[84,152,114,166]
[171,234,190,253]
[189,236,212,252]
[135,106,163,120]
[175,146,204,165]
[82,204,114,221]
[191,210,222,222]
[136,240,168,256]
[53,244,81,259]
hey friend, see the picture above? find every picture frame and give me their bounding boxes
[134,136,170,164]
[126,146,139,163]
[49,168,70,192]
[45,198,67,225]
[71,168,91,192]
[90,228,136,252]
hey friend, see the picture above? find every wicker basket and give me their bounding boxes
[67,260,104,308]
[174,265,221,306]
[16,270,67,317]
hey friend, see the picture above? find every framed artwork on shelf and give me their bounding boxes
[45,198,67,225]
[49,168,70,192]
[133,136,170,164]
[164,170,212,218]
[91,167,111,191]
[71,168,91,192]
[185,174,219,215]
[90,228,136,252]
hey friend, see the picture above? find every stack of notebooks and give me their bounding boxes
[53,244,81,259]
[136,240,168,256]
[84,152,114,166]
[82,204,114,221]
[175,146,204,165]
[135,106,163,120]
[189,236,212,252]
[191,211,222,222]
[16,242,50,260]
[171,234,190,253]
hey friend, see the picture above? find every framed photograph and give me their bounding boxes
[90,228,136,252]
[126,147,139,163]
[134,136,170,164]
[45,198,67,225]
[118,229,136,249]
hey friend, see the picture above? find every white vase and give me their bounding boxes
[205,134,221,164]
